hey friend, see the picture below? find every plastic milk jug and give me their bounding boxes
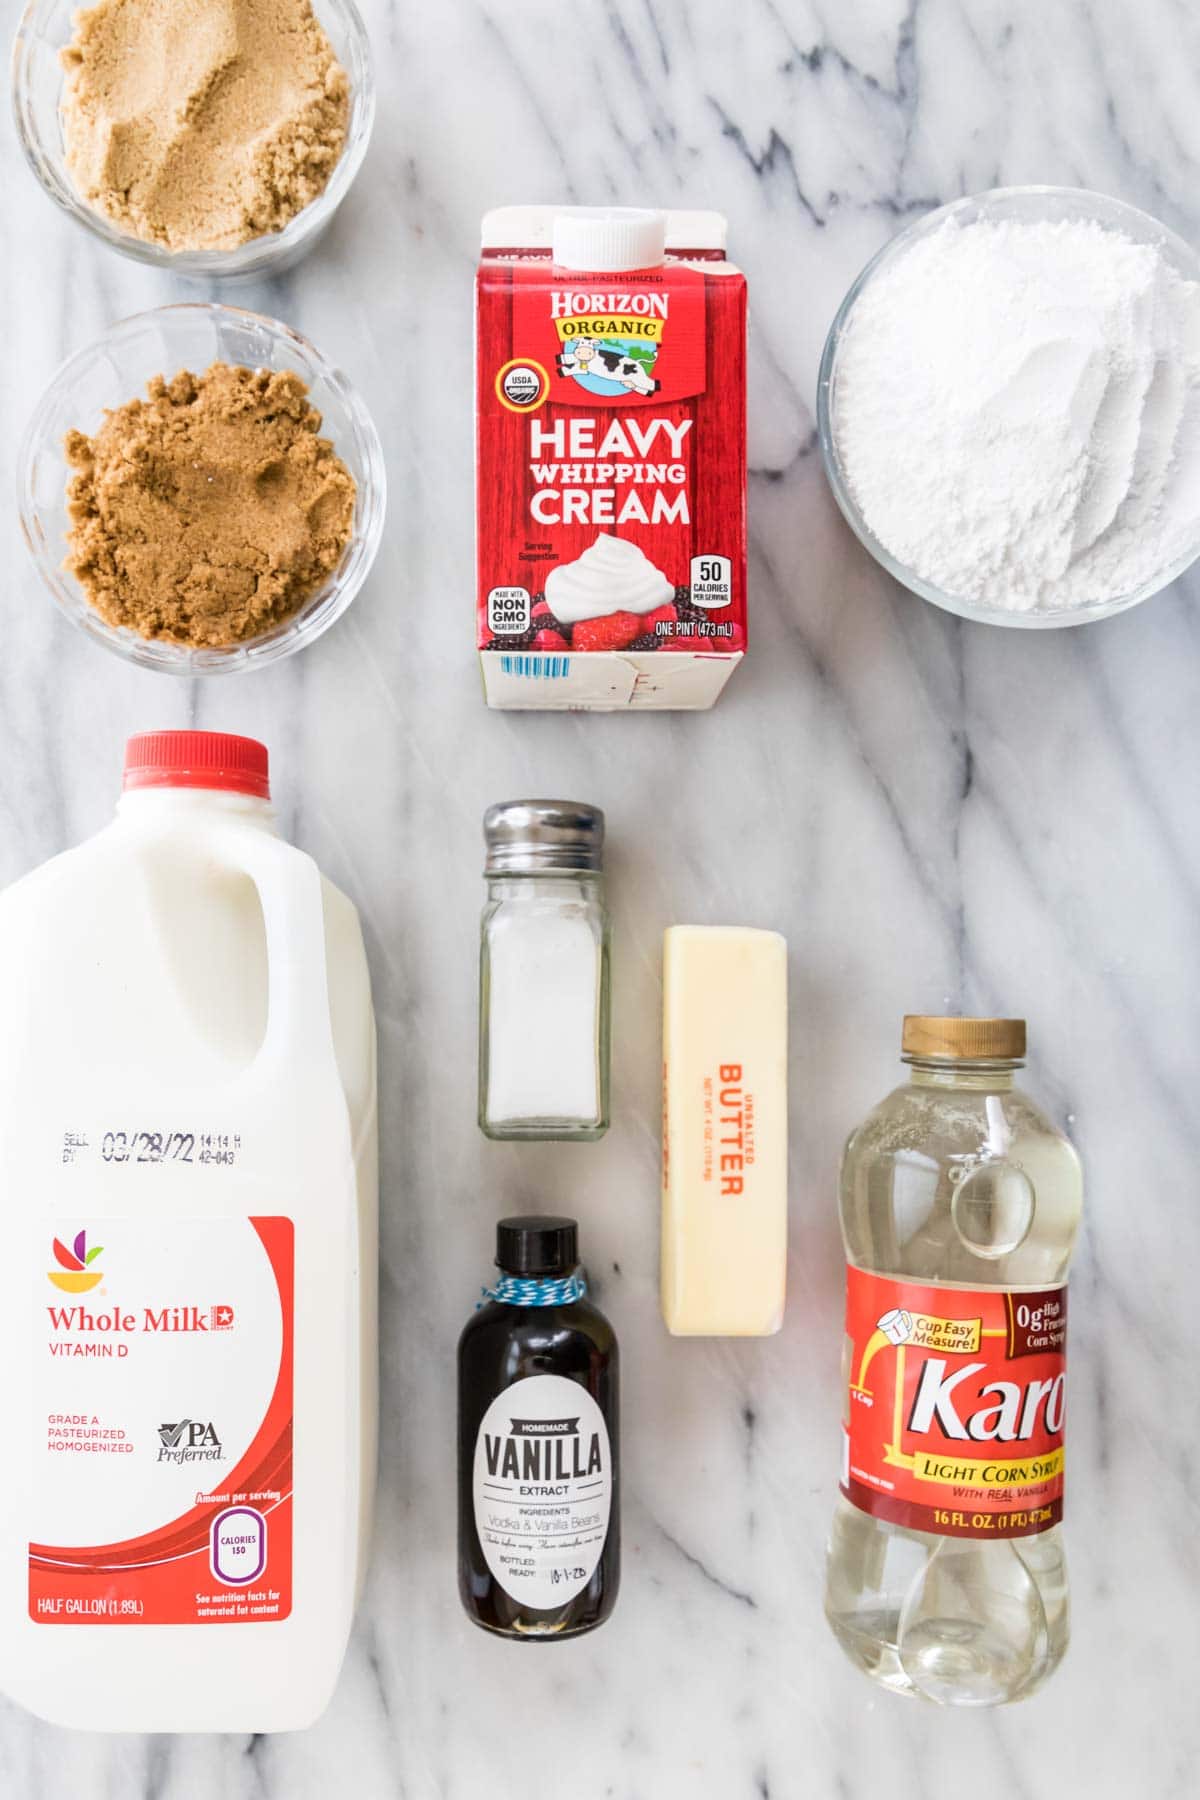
[0,732,377,1732]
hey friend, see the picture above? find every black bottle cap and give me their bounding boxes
[496,1215,579,1277]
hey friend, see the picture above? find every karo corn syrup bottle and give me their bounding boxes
[825,1017,1083,1706]
[458,1216,619,1639]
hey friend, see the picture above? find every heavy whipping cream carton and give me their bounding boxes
[477,207,747,710]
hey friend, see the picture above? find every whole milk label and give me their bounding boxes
[472,1372,611,1609]
[840,1266,1066,1540]
[476,255,747,656]
[30,1216,293,1623]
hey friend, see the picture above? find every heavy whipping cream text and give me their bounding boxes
[528,415,692,527]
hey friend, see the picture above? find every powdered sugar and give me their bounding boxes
[832,214,1200,613]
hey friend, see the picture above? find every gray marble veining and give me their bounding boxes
[1,0,1199,1795]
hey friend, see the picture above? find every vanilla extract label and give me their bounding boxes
[473,1373,612,1609]
[484,1417,602,1483]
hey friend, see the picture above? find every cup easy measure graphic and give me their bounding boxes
[48,1231,103,1294]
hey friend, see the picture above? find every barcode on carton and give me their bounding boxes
[500,655,571,679]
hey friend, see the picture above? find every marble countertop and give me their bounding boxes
[2,1,1199,1795]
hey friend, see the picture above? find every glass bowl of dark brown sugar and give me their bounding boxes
[16,303,387,675]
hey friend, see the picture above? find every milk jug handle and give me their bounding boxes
[201,825,339,1073]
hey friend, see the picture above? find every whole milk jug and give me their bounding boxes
[0,732,377,1732]
[825,1015,1082,1706]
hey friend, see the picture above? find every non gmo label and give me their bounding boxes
[487,586,531,633]
[840,1266,1067,1540]
[473,1372,611,1609]
[30,1216,294,1624]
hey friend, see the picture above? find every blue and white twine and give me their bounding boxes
[480,1271,588,1308]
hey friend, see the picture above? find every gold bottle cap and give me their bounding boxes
[901,1015,1026,1061]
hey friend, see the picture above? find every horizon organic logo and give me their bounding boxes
[48,1230,104,1294]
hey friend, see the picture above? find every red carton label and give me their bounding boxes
[840,1266,1067,1540]
[29,1216,294,1624]
[476,255,746,665]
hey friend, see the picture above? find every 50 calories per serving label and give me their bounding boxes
[840,1266,1067,1540]
[30,1215,293,1623]
[473,1373,611,1609]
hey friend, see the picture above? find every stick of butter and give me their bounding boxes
[661,925,788,1336]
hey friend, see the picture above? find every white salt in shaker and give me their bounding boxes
[479,800,610,1141]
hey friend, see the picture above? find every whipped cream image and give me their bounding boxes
[545,533,674,624]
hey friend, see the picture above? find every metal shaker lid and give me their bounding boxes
[483,799,605,874]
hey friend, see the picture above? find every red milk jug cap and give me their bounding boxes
[123,731,271,800]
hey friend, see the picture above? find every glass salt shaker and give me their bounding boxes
[479,800,610,1141]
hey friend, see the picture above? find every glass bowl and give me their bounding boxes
[16,302,387,674]
[818,186,1200,628]
[11,0,374,279]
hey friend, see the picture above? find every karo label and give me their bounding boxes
[840,1266,1067,1540]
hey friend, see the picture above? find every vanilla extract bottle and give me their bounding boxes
[458,1217,619,1639]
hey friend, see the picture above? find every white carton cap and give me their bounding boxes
[551,207,667,271]
[481,207,728,254]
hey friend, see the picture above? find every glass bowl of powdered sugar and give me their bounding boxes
[818,186,1200,627]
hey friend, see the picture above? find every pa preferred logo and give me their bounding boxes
[157,1419,225,1464]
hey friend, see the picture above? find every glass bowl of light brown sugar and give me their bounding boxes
[12,0,374,278]
[17,303,387,674]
